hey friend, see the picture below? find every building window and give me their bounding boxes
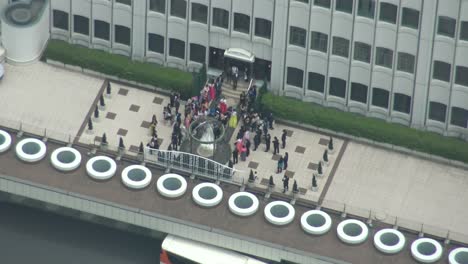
[455,66,468,87]
[451,107,468,128]
[114,25,130,45]
[171,0,186,19]
[53,10,68,30]
[353,42,371,63]
[329,77,346,98]
[460,21,468,41]
[73,15,89,35]
[393,93,411,114]
[332,37,350,58]
[255,18,271,39]
[315,0,330,9]
[357,0,374,19]
[148,33,164,54]
[308,72,325,93]
[94,20,110,40]
[212,8,229,29]
[438,16,456,38]
[433,61,451,82]
[116,0,131,6]
[150,0,165,14]
[234,13,250,34]
[372,88,389,109]
[429,102,447,123]
[375,47,393,69]
[397,52,415,74]
[191,3,207,24]
[310,32,328,53]
[190,43,206,63]
[350,82,368,103]
[289,26,306,47]
[379,2,397,24]
[336,0,353,14]
[169,38,185,59]
[286,67,304,88]
[295,0,309,3]
[401,7,419,29]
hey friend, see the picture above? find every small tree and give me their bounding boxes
[323,149,328,162]
[88,118,93,130]
[100,94,105,106]
[94,107,99,118]
[328,137,334,151]
[268,175,275,187]
[139,142,144,153]
[152,114,157,124]
[193,63,207,96]
[292,180,299,193]
[312,175,317,188]
[119,137,125,149]
[101,133,108,145]
[318,161,323,175]
[106,82,111,95]
[248,169,255,183]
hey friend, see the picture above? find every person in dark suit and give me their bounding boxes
[281,129,287,149]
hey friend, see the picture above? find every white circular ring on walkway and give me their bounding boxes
[156,173,187,198]
[121,165,152,189]
[411,238,443,263]
[0,130,12,153]
[264,201,295,226]
[50,147,82,172]
[373,228,406,254]
[337,219,369,245]
[86,156,117,180]
[300,210,332,235]
[449,247,468,264]
[192,182,223,207]
[15,138,47,163]
[228,192,259,217]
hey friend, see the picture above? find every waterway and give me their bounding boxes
[0,201,161,264]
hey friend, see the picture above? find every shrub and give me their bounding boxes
[259,93,468,163]
[44,40,194,98]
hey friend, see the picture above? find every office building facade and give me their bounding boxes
[43,0,468,137]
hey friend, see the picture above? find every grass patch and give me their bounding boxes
[260,93,468,163]
[43,40,194,98]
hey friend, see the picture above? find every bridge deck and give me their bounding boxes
[0,138,456,264]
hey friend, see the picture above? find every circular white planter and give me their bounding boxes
[192,182,223,207]
[15,138,47,162]
[300,210,332,235]
[0,130,12,153]
[373,229,406,254]
[264,201,295,226]
[121,165,152,189]
[157,173,187,198]
[337,219,369,245]
[228,192,259,217]
[86,156,117,180]
[411,238,443,263]
[50,147,82,171]
[449,247,468,264]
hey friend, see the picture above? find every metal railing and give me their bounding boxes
[144,148,247,186]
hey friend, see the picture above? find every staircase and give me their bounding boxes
[221,79,250,105]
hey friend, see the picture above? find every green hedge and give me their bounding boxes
[260,93,468,163]
[44,40,194,98]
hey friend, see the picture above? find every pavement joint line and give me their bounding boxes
[318,140,349,205]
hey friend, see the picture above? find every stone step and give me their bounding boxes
[222,88,243,98]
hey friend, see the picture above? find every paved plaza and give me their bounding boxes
[0,63,102,141]
[1,61,468,244]
[325,141,468,241]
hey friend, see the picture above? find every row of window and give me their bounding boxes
[286,68,411,112]
[297,0,468,41]
[429,102,468,127]
[53,7,272,40]
[433,61,468,87]
[148,33,207,63]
